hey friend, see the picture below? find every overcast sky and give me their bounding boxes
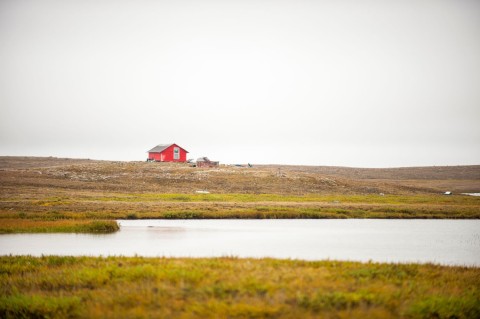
[1,0,479,167]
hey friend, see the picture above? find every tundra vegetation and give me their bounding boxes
[0,256,479,319]
[0,157,479,318]
[0,157,479,233]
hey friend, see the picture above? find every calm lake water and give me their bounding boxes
[1,219,479,266]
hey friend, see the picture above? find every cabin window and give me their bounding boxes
[174,147,180,160]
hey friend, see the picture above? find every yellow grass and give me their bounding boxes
[0,219,118,234]
[0,256,479,318]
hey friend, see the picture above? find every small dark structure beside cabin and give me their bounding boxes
[196,157,219,168]
[147,143,188,162]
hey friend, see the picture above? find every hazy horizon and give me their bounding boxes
[1,0,479,168]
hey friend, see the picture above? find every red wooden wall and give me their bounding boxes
[148,144,187,162]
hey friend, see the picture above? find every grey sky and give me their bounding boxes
[1,0,479,167]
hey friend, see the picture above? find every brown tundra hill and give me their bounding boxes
[0,156,479,195]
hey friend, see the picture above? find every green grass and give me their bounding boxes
[0,256,478,318]
[2,204,480,221]
[1,193,478,233]
[0,220,119,234]
[89,193,480,205]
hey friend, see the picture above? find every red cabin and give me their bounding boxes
[147,143,188,162]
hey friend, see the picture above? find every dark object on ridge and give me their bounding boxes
[196,157,219,168]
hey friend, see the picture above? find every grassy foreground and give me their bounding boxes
[0,256,478,319]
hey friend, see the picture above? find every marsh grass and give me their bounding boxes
[1,193,479,233]
[2,203,479,222]
[0,256,478,318]
[0,219,119,234]
[91,193,480,205]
